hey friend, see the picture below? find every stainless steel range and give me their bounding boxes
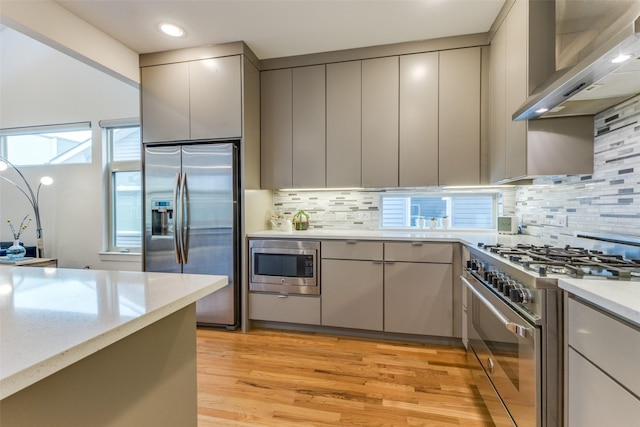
[462,237,640,426]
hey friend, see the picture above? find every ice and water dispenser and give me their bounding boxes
[151,200,174,236]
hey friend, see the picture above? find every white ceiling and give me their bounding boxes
[54,0,507,59]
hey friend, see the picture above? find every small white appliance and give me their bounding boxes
[497,216,519,234]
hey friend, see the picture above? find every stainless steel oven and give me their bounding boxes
[462,272,539,426]
[249,239,320,295]
[463,243,563,427]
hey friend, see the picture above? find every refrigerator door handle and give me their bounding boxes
[173,172,182,264]
[180,172,189,264]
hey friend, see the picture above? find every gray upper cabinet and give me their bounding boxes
[362,56,399,188]
[261,68,293,189]
[489,22,507,184]
[399,53,439,187]
[292,65,326,188]
[190,56,242,141]
[141,55,242,144]
[326,61,362,188]
[438,47,481,185]
[141,62,190,143]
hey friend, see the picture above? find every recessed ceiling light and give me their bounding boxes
[159,23,185,37]
[611,54,632,64]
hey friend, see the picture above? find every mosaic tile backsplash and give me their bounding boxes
[516,95,640,243]
[272,187,515,230]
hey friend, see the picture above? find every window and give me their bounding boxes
[105,121,141,252]
[380,192,496,229]
[0,122,92,165]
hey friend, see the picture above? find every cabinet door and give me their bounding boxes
[326,61,362,187]
[141,62,190,143]
[568,348,640,427]
[399,53,439,186]
[190,55,242,140]
[489,21,507,183]
[362,56,399,188]
[261,68,293,189]
[505,0,528,179]
[321,259,383,331]
[292,65,326,187]
[439,48,481,185]
[384,262,453,336]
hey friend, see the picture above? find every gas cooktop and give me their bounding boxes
[478,243,640,281]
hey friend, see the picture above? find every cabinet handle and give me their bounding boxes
[384,261,395,265]
[346,240,358,245]
[372,260,383,264]
[277,294,288,298]
[411,242,423,246]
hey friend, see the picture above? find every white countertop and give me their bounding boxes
[0,266,227,400]
[559,278,640,327]
[248,229,540,247]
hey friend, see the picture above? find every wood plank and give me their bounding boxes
[196,328,494,426]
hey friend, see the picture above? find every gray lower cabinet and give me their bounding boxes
[384,242,453,336]
[321,258,384,331]
[384,262,453,336]
[249,293,320,325]
[321,240,384,331]
[566,296,640,426]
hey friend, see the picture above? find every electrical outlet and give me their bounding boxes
[359,212,371,221]
[557,215,568,227]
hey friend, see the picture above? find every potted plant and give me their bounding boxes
[441,215,450,229]
[293,210,310,230]
[429,217,437,229]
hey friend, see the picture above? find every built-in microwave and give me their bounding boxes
[249,239,320,295]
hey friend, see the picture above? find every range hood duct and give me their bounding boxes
[514,11,640,121]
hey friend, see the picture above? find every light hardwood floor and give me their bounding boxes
[196,328,494,426]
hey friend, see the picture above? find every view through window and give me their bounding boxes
[107,125,141,251]
[0,122,92,165]
[380,193,496,229]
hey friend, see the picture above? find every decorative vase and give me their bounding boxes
[6,239,26,260]
[429,219,437,229]
[441,217,450,229]
[416,217,426,228]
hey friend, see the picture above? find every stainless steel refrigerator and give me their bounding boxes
[143,141,239,329]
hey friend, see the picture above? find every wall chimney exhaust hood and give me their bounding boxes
[514,12,640,121]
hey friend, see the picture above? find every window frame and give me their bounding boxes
[379,191,499,230]
[104,121,141,253]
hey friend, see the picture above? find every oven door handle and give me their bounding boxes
[461,275,531,339]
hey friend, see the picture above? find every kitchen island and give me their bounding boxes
[0,265,227,427]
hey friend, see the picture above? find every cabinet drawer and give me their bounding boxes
[568,297,640,396]
[249,293,320,325]
[384,242,452,263]
[322,240,383,260]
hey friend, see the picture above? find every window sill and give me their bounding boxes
[98,252,142,263]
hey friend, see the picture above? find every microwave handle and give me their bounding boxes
[461,275,530,339]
